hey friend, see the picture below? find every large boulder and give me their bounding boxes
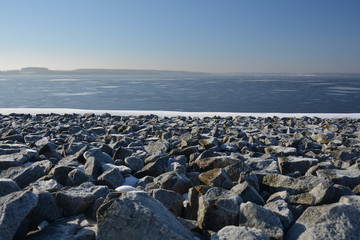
[0,191,38,240]
[0,178,20,197]
[286,203,360,240]
[96,191,194,240]
[316,169,360,189]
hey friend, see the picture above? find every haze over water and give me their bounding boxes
[0,74,359,113]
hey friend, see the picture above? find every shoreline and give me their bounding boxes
[0,108,360,119]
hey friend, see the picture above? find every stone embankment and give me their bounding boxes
[0,113,359,240]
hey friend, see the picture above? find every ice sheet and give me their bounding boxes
[0,108,359,118]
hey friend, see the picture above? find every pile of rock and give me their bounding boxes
[0,113,359,240]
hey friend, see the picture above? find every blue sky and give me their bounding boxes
[1,0,359,73]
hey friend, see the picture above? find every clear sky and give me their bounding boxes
[1,0,359,73]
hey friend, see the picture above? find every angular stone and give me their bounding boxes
[264,146,297,156]
[211,225,269,240]
[198,168,233,190]
[0,191,38,240]
[124,156,144,172]
[239,202,283,240]
[52,165,76,185]
[152,189,183,217]
[84,155,103,179]
[84,148,113,164]
[0,149,39,170]
[97,167,124,189]
[286,203,360,240]
[339,195,360,209]
[154,170,192,194]
[231,182,265,205]
[97,191,194,240]
[134,156,170,178]
[0,178,20,197]
[145,141,169,155]
[27,191,60,224]
[27,214,96,240]
[316,169,360,189]
[0,160,52,188]
[224,161,253,182]
[190,156,240,172]
[66,168,92,186]
[264,199,293,230]
[30,179,63,193]
[197,187,242,231]
[278,156,318,175]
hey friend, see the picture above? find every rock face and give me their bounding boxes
[239,202,284,240]
[211,225,270,240]
[0,191,38,240]
[0,113,359,239]
[286,203,360,240]
[96,191,194,240]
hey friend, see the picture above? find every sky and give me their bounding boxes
[0,0,359,73]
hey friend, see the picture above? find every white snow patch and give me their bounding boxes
[0,108,359,119]
[115,185,136,192]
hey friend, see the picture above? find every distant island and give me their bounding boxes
[0,67,208,75]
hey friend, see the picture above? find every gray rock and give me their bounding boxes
[124,156,144,172]
[0,149,39,170]
[135,156,170,178]
[339,195,360,209]
[286,203,360,240]
[0,191,38,240]
[190,156,240,172]
[264,146,297,156]
[278,156,319,175]
[0,178,20,197]
[30,179,63,193]
[239,202,283,240]
[224,161,253,182]
[154,170,192,194]
[66,168,92,186]
[97,191,194,240]
[231,182,265,205]
[211,225,269,240]
[198,187,242,231]
[0,160,52,188]
[183,185,211,220]
[55,186,96,216]
[27,214,96,240]
[198,168,233,190]
[28,191,60,224]
[145,141,169,155]
[316,169,360,189]
[152,189,183,216]
[84,148,113,164]
[264,199,293,230]
[84,155,103,179]
[52,165,76,185]
[97,167,124,189]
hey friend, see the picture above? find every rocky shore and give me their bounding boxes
[0,113,359,240]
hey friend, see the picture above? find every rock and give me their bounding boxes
[84,148,113,164]
[145,141,169,155]
[183,185,211,220]
[97,167,124,189]
[316,169,360,189]
[152,189,183,216]
[154,170,192,194]
[286,203,360,240]
[84,155,103,179]
[29,179,63,193]
[55,186,96,216]
[239,202,284,240]
[211,225,269,240]
[0,160,52,188]
[113,146,133,160]
[135,156,170,178]
[264,199,293,230]
[0,191,38,240]
[339,195,360,209]
[264,146,297,156]
[231,181,265,205]
[198,136,219,149]
[52,165,76,186]
[262,173,320,195]
[27,214,96,240]
[190,156,240,172]
[0,149,39,170]
[0,178,20,197]
[97,191,194,240]
[66,168,93,186]
[197,187,242,231]
[124,156,144,172]
[223,161,252,182]
[198,168,233,190]
[278,156,319,175]
[27,191,60,224]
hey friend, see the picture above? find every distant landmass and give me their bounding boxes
[0,67,207,75]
